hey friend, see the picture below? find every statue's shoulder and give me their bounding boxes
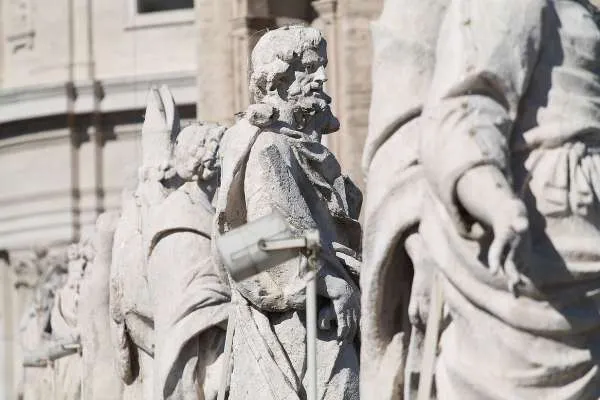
[221,118,262,160]
[222,103,277,151]
[251,129,285,151]
[144,184,213,257]
[223,115,288,169]
[149,183,213,240]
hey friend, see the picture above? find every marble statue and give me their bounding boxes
[13,246,62,290]
[215,25,362,400]
[110,86,185,400]
[110,184,155,400]
[365,0,600,399]
[17,239,98,400]
[47,240,93,400]
[78,211,124,400]
[110,86,230,400]
[360,0,448,398]
[17,247,69,400]
[147,121,230,400]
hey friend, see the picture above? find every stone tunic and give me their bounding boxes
[216,118,361,400]
[420,1,600,398]
[147,181,230,400]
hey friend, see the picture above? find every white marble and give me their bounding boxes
[215,26,361,400]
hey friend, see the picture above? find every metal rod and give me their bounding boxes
[306,271,318,400]
[258,238,307,252]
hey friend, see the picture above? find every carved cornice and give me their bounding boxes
[0,71,197,124]
[0,129,70,154]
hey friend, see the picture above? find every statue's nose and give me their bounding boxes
[313,66,327,83]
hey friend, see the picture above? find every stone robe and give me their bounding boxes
[79,212,124,400]
[216,118,361,400]
[360,0,448,398]
[420,1,600,398]
[147,181,230,400]
[110,189,156,400]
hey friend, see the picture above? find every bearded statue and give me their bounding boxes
[215,26,361,400]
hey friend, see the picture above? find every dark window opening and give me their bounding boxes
[137,0,194,14]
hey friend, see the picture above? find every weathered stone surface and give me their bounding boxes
[79,212,124,400]
[360,1,448,398]
[363,1,600,399]
[215,26,361,400]
[15,242,89,400]
[110,86,230,400]
[14,247,67,400]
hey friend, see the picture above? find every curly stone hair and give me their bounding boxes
[248,25,324,103]
[173,122,226,182]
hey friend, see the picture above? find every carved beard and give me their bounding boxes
[288,83,339,135]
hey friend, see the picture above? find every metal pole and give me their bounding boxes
[306,268,318,400]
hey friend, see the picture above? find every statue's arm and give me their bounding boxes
[420,0,545,234]
[420,0,546,290]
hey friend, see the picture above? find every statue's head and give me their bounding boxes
[173,122,226,183]
[248,26,338,134]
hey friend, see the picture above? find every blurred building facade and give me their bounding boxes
[0,0,382,397]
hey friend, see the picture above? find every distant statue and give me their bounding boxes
[78,212,124,400]
[16,247,68,400]
[215,25,361,400]
[47,240,93,400]
[110,86,184,400]
[366,0,600,399]
[15,242,91,400]
[147,121,230,400]
[360,0,448,398]
[110,86,230,400]
[13,245,60,290]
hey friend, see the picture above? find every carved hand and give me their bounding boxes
[456,165,529,294]
[488,198,529,294]
[317,272,360,342]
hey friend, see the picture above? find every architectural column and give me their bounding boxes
[231,0,273,114]
[311,0,339,151]
[70,0,105,237]
[196,0,235,124]
[0,251,13,400]
[318,0,383,191]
